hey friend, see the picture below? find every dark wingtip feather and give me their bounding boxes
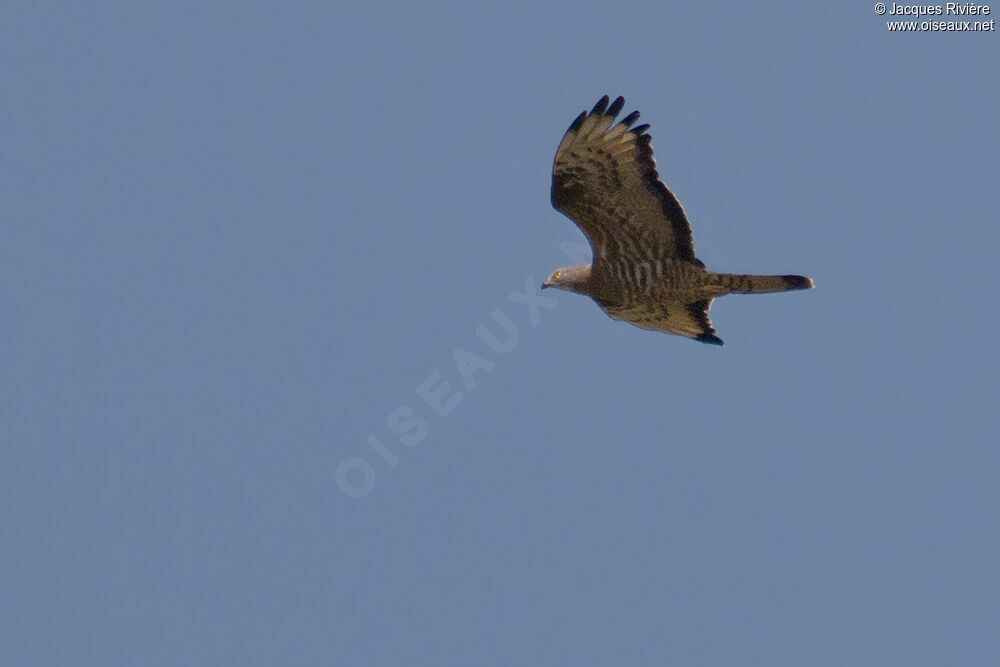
[697,333,725,346]
[631,123,650,135]
[607,96,625,117]
[591,95,610,114]
[618,110,641,128]
[568,111,586,132]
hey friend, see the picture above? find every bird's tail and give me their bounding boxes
[710,272,814,295]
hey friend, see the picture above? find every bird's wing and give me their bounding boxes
[603,297,723,345]
[551,96,702,268]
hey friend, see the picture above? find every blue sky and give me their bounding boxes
[3,2,998,665]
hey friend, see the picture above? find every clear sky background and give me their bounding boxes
[3,2,998,665]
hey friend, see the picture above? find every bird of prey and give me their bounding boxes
[543,95,813,346]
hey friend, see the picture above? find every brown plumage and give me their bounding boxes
[543,95,813,346]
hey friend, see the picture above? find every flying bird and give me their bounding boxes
[544,95,813,345]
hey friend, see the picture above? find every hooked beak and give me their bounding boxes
[540,281,550,290]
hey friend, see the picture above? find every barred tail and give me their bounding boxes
[711,272,814,294]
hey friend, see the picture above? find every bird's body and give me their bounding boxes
[544,96,813,345]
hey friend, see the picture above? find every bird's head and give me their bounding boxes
[542,265,591,294]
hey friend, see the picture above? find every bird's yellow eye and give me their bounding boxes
[554,271,562,280]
